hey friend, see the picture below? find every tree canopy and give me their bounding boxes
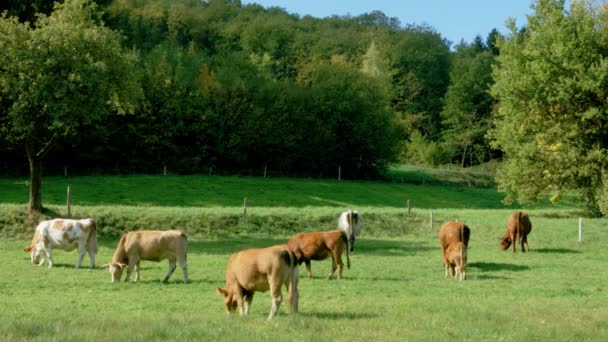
[490,0,608,214]
[0,0,142,211]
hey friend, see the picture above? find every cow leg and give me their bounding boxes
[327,259,337,280]
[88,244,96,268]
[287,268,299,314]
[511,232,517,253]
[267,281,282,321]
[163,258,177,283]
[125,257,139,282]
[178,257,188,283]
[134,261,141,281]
[304,260,312,279]
[244,292,254,315]
[45,248,54,268]
[76,243,87,269]
[521,235,530,252]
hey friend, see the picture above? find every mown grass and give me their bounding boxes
[0,169,604,340]
[0,173,512,208]
[1,209,606,341]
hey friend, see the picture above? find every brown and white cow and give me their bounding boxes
[337,210,363,252]
[287,230,350,280]
[216,244,299,321]
[104,230,188,283]
[24,218,98,269]
[500,211,532,253]
[438,221,470,280]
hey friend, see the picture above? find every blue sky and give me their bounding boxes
[241,0,537,46]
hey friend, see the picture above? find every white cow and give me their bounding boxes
[24,218,98,268]
[337,210,363,251]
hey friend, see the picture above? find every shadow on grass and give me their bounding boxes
[534,248,581,254]
[468,262,530,272]
[299,311,378,320]
[354,240,435,256]
[471,274,511,280]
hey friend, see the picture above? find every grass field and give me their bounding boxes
[0,169,606,340]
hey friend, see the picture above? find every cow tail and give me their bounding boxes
[87,220,98,254]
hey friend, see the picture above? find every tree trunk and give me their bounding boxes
[461,145,468,168]
[26,145,43,213]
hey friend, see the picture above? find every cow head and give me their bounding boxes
[24,245,42,265]
[216,288,238,313]
[499,236,512,250]
[105,263,127,282]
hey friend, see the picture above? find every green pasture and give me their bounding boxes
[0,171,606,340]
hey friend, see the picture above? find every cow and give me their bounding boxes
[287,230,350,280]
[23,218,97,269]
[438,221,470,280]
[500,211,532,253]
[337,210,363,252]
[445,241,467,281]
[104,230,188,283]
[216,244,299,321]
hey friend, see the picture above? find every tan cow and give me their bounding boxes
[500,211,532,253]
[438,221,470,280]
[216,244,299,321]
[24,218,97,269]
[287,230,350,280]
[337,210,363,251]
[105,230,188,283]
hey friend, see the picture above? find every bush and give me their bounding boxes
[402,131,446,166]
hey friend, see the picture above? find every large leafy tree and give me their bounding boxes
[441,39,495,167]
[490,0,608,214]
[0,0,141,212]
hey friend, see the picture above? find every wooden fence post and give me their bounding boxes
[264,164,267,178]
[64,165,68,177]
[338,166,342,181]
[163,164,167,176]
[578,217,583,242]
[406,200,410,216]
[243,197,248,216]
[66,185,72,217]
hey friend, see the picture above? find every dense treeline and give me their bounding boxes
[0,0,498,178]
[5,0,607,215]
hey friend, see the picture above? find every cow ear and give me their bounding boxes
[23,246,32,252]
[118,263,128,269]
[99,264,110,270]
[216,288,228,297]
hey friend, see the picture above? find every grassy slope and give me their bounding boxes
[0,168,606,340]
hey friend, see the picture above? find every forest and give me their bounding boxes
[1,0,608,215]
[0,0,499,176]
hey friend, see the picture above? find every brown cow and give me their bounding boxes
[500,211,532,253]
[287,230,350,280]
[438,221,470,280]
[104,230,188,283]
[216,244,299,321]
[445,241,467,280]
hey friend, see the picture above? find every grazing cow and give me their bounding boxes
[445,241,467,281]
[438,221,470,280]
[105,230,188,283]
[23,218,97,269]
[337,210,363,251]
[500,211,532,253]
[287,230,350,280]
[216,244,298,321]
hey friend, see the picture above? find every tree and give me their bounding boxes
[0,0,141,212]
[441,41,494,167]
[490,0,608,214]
